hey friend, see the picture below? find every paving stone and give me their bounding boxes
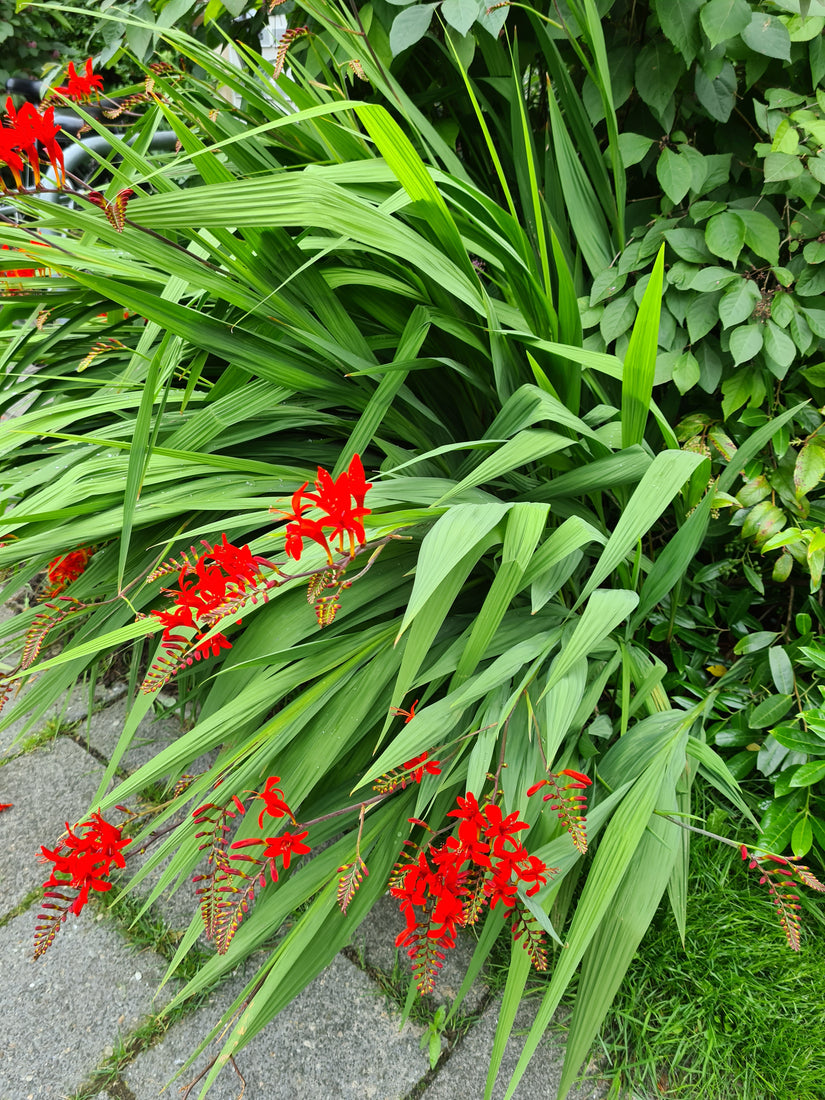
[0,677,127,759]
[422,998,608,1100]
[0,909,171,1100]
[71,691,184,775]
[0,739,106,912]
[122,954,430,1100]
[354,891,489,1014]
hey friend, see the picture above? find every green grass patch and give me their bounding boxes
[597,826,825,1099]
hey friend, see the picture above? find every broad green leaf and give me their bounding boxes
[664,228,713,264]
[741,12,792,58]
[389,4,437,53]
[719,278,761,327]
[658,0,703,64]
[700,0,752,46]
[705,211,746,264]
[729,323,764,366]
[542,589,639,696]
[763,152,803,181]
[769,647,795,694]
[794,442,825,497]
[748,694,794,728]
[621,245,664,448]
[694,61,737,122]
[737,208,780,266]
[635,41,683,119]
[578,450,704,605]
[790,760,825,787]
[441,0,481,37]
[763,320,797,371]
[672,350,701,394]
[657,147,693,205]
[452,503,550,686]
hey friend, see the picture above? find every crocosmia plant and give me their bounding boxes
[2,14,824,1100]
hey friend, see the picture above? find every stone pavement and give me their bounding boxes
[0,652,611,1100]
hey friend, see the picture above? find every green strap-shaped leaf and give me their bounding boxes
[394,502,510,643]
[576,449,706,606]
[452,502,550,687]
[541,589,639,698]
[621,244,665,448]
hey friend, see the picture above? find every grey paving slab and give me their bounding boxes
[354,891,489,1013]
[71,690,184,774]
[0,738,106,911]
[422,998,608,1100]
[0,909,171,1100]
[0,678,127,759]
[122,954,430,1100]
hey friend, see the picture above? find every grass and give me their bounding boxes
[595,805,825,1100]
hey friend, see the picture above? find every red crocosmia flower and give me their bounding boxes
[257,830,311,881]
[47,546,93,593]
[558,769,592,788]
[275,453,372,565]
[390,699,418,723]
[0,127,25,189]
[401,752,441,785]
[481,803,529,844]
[2,98,64,188]
[483,871,519,910]
[254,775,296,828]
[37,811,132,948]
[53,58,104,104]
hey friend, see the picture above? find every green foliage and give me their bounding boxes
[0,17,729,1099]
[600,822,825,1100]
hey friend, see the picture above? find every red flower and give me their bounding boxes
[254,775,296,828]
[0,126,25,188]
[47,546,92,593]
[53,58,104,104]
[2,98,64,188]
[261,830,311,870]
[275,453,372,565]
[390,699,418,723]
[401,752,441,785]
[36,811,132,955]
[146,537,274,687]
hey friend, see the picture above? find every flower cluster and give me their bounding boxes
[373,701,442,794]
[275,453,372,565]
[143,535,276,691]
[34,811,131,958]
[391,792,553,993]
[46,546,93,595]
[52,58,104,104]
[740,844,825,951]
[192,775,311,955]
[527,769,592,854]
[1,97,64,189]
